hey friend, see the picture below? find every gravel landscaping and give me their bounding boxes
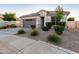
[17,28,79,53]
[17,29,53,42]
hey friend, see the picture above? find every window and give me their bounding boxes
[51,16,62,25]
[23,19,35,21]
[51,16,56,25]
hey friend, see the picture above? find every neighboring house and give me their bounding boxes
[20,9,70,28]
[0,14,22,27]
[16,18,23,27]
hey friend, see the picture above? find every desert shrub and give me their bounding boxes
[52,22,55,25]
[67,17,75,21]
[58,22,66,30]
[58,22,66,27]
[17,29,26,34]
[0,26,7,29]
[47,33,61,45]
[30,30,39,36]
[46,22,52,29]
[41,26,49,31]
[10,24,16,28]
[31,25,36,29]
[54,25,64,35]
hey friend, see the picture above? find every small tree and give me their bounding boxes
[3,12,16,21]
[55,6,64,25]
[67,17,75,21]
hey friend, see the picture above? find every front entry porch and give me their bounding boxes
[40,17,44,27]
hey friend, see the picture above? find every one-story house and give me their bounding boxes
[20,9,70,28]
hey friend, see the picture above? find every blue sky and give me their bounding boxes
[0,4,79,20]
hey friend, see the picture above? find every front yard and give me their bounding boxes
[17,29,53,42]
[17,28,79,53]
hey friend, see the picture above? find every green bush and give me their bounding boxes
[52,22,55,25]
[17,29,26,34]
[58,22,66,30]
[0,26,7,29]
[41,26,49,31]
[31,25,36,29]
[46,22,52,29]
[47,33,61,45]
[30,30,39,36]
[54,25,64,35]
[67,17,75,21]
[58,22,66,27]
[10,24,16,28]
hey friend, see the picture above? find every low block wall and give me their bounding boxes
[66,21,79,32]
[0,21,22,27]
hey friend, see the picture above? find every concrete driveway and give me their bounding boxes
[0,35,76,54]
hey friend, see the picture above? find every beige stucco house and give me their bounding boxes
[20,9,70,28]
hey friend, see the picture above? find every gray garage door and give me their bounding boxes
[23,19,36,28]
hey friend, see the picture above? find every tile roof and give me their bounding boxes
[20,9,70,18]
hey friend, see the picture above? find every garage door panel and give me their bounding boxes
[23,19,36,28]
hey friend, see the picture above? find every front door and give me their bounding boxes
[41,17,44,27]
